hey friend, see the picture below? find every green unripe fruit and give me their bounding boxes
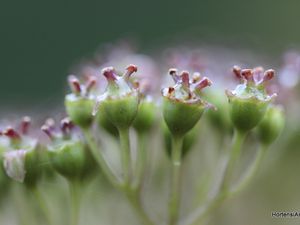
[133,99,156,133]
[205,90,232,133]
[23,148,43,188]
[94,65,140,130]
[228,97,269,132]
[226,66,277,132]
[39,146,56,179]
[257,105,285,145]
[161,69,212,138]
[65,96,94,128]
[80,143,99,180]
[1,117,45,187]
[100,94,139,130]
[3,148,43,187]
[42,118,98,181]
[163,98,204,137]
[96,109,119,137]
[48,141,90,180]
[65,75,97,128]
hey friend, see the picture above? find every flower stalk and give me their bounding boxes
[230,143,268,195]
[118,127,132,185]
[31,185,54,225]
[133,132,147,190]
[220,130,247,192]
[168,135,184,225]
[69,179,82,225]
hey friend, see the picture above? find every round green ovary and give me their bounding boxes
[48,142,87,180]
[65,97,94,128]
[163,98,204,137]
[101,95,139,129]
[229,98,268,132]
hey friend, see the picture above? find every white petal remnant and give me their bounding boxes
[3,150,27,183]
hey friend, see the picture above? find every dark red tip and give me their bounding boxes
[41,125,53,139]
[168,87,175,94]
[3,127,21,140]
[181,71,190,87]
[41,118,56,139]
[60,117,74,135]
[241,69,253,81]
[169,68,180,83]
[68,75,82,94]
[102,67,117,82]
[124,64,138,81]
[169,68,178,76]
[262,69,275,83]
[21,116,31,135]
[232,65,242,79]
[85,75,97,94]
[195,77,212,90]
[126,64,138,73]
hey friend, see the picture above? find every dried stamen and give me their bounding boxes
[241,69,253,81]
[3,127,21,140]
[41,125,54,140]
[262,69,275,83]
[124,64,138,81]
[85,75,97,94]
[60,117,74,136]
[102,67,117,82]
[21,116,31,135]
[181,71,190,88]
[68,75,82,94]
[168,87,175,94]
[195,77,212,91]
[232,65,242,79]
[169,68,180,83]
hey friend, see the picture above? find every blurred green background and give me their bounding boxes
[1,0,300,107]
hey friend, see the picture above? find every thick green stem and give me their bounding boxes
[133,132,147,189]
[31,186,53,225]
[168,135,184,225]
[230,144,268,196]
[118,127,132,185]
[82,128,121,188]
[69,180,81,225]
[220,129,247,192]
